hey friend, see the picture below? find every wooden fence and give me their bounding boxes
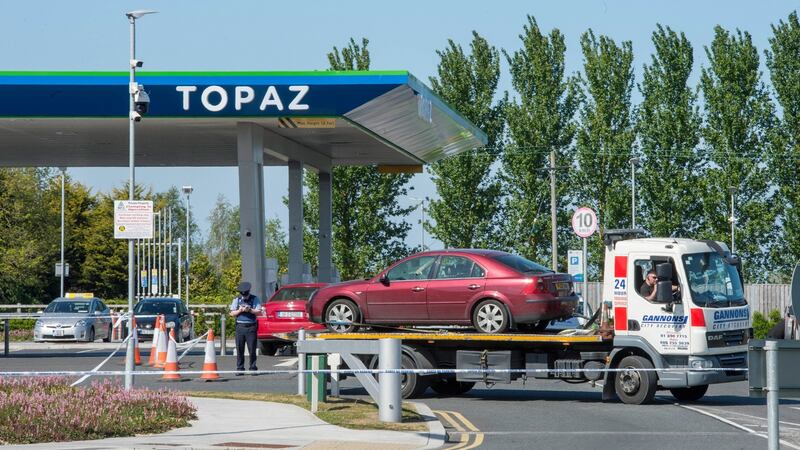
[580,282,790,316]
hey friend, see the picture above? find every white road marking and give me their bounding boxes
[275,358,298,367]
[77,349,95,354]
[697,405,800,427]
[678,404,800,450]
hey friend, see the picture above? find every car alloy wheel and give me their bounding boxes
[325,299,359,333]
[473,300,509,333]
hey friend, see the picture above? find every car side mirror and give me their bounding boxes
[655,263,673,303]
[379,274,390,286]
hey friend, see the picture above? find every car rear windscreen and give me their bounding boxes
[134,302,178,315]
[270,287,318,302]
[492,254,553,275]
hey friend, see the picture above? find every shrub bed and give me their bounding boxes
[0,377,196,444]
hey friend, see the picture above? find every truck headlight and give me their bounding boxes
[690,359,713,369]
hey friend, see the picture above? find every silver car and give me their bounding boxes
[33,298,113,342]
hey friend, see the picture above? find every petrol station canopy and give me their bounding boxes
[0,71,487,168]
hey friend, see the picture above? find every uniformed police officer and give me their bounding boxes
[229,281,262,375]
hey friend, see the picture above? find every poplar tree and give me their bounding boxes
[303,38,415,280]
[700,26,776,280]
[766,11,800,277]
[427,31,504,249]
[573,31,636,277]
[636,25,704,238]
[501,16,580,264]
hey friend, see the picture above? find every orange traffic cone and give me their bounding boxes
[131,316,142,365]
[148,315,161,366]
[161,329,182,381]
[199,329,221,381]
[154,315,168,369]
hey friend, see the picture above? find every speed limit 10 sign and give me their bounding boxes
[572,207,597,238]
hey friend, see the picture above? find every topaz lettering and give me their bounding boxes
[176,85,310,112]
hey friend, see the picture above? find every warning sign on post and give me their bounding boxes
[114,200,153,239]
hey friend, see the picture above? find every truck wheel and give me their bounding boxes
[325,299,360,333]
[430,378,475,396]
[670,385,708,402]
[614,355,657,405]
[259,341,277,356]
[400,353,428,399]
[472,300,509,333]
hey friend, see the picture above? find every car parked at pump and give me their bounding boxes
[257,283,327,355]
[308,249,578,334]
[133,298,194,342]
[34,296,113,342]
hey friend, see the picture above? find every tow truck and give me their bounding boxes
[307,230,752,404]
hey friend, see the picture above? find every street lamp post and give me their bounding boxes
[59,167,66,298]
[630,157,640,229]
[409,196,427,250]
[182,186,193,310]
[729,190,736,253]
[124,9,157,390]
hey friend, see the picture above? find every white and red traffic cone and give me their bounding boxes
[147,315,162,366]
[161,329,182,381]
[154,315,168,369]
[199,329,222,381]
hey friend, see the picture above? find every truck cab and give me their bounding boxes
[603,230,750,403]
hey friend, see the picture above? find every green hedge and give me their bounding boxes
[753,310,782,339]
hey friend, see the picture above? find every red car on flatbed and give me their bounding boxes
[308,249,578,334]
[257,283,327,355]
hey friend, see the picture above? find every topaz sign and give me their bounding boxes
[114,200,153,239]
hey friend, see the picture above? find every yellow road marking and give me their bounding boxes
[434,410,484,449]
[435,410,466,432]
[448,410,480,432]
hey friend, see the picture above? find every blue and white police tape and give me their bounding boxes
[0,366,748,377]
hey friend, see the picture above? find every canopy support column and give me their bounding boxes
[237,122,266,298]
[318,171,333,283]
[288,159,304,284]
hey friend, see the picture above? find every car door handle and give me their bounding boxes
[467,284,480,290]
[411,286,425,292]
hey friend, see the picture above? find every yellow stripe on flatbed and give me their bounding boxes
[316,332,606,343]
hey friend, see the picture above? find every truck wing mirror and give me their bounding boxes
[655,263,673,303]
[656,262,672,280]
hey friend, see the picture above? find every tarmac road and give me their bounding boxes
[3,344,799,449]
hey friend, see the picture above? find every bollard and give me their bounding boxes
[766,340,779,450]
[310,355,319,413]
[378,338,402,423]
[4,318,9,357]
[297,329,306,395]
[329,353,341,397]
[220,315,226,357]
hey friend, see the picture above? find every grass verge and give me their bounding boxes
[0,377,196,445]
[189,391,428,432]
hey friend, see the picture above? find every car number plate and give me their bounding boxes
[53,329,63,337]
[140,329,154,335]
[277,311,304,318]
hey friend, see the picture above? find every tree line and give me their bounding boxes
[4,12,800,304]
[312,13,800,283]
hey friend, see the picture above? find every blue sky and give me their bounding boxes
[1,0,796,249]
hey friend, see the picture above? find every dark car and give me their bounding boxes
[133,298,194,342]
[257,283,327,355]
[308,249,578,334]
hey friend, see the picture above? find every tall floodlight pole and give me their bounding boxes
[124,9,156,390]
[630,157,639,229]
[182,186,193,309]
[550,151,557,271]
[729,186,737,254]
[59,167,66,297]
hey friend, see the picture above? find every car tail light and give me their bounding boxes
[522,277,546,295]
[691,308,706,327]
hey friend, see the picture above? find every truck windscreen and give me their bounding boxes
[682,252,746,308]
